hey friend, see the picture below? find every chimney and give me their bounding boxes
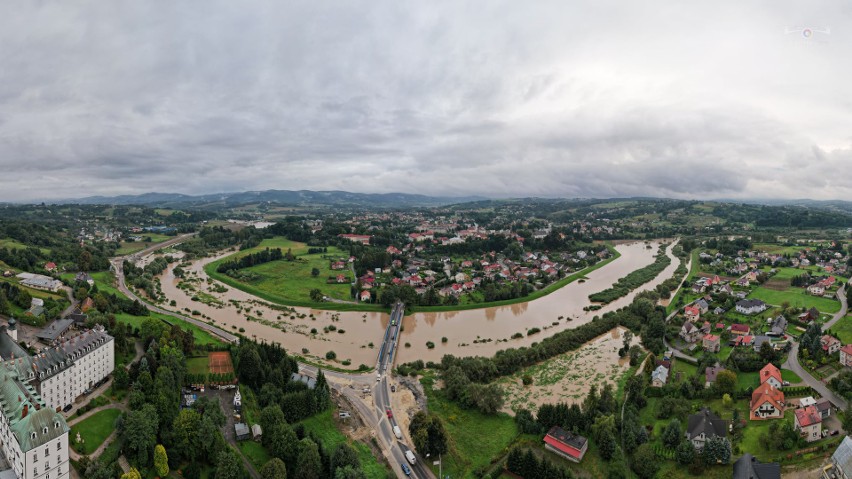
[22,404,28,418]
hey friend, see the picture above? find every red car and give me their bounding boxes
[386,408,393,419]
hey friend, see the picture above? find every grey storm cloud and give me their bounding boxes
[0,0,850,202]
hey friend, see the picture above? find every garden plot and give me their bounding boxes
[497,327,638,414]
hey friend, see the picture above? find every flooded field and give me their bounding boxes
[151,240,681,369]
[496,327,638,414]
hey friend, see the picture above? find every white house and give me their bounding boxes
[735,299,768,315]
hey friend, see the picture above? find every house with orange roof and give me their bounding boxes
[750,382,785,420]
[760,363,783,389]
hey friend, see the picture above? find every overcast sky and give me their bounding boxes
[1,1,850,202]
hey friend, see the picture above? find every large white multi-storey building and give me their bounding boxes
[0,319,114,479]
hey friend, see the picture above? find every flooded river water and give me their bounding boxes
[154,240,681,368]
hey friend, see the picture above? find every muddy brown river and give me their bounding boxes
[153,240,681,368]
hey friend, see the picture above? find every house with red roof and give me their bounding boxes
[386,246,401,255]
[330,261,346,270]
[794,405,822,442]
[359,291,371,302]
[840,344,852,368]
[733,335,754,347]
[684,305,700,321]
[760,363,783,389]
[336,275,347,283]
[44,262,57,272]
[750,382,785,420]
[730,323,751,336]
[543,426,588,463]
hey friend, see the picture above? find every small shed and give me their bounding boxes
[235,423,250,441]
[251,424,262,441]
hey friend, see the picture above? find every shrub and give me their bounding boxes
[426,341,435,349]
[326,351,337,360]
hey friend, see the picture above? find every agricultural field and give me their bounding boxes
[206,237,355,305]
[496,327,637,413]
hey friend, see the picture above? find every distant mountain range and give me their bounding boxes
[47,190,852,213]
[58,190,488,208]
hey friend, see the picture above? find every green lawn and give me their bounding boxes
[187,356,210,375]
[70,408,122,455]
[781,369,802,384]
[748,286,841,314]
[828,316,852,344]
[420,373,518,479]
[298,410,391,479]
[237,441,270,471]
[736,371,760,390]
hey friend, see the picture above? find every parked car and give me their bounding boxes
[391,384,396,392]
[782,381,790,386]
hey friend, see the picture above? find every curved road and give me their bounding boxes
[111,239,433,479]
[783,284,848,410]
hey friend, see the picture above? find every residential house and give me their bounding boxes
[685,408,727,450]
[794,405,822,442]
[760,363,783,389]
[824,436,852,479]
[750,382,785,420]
[703,334,721,353]
[733,454,781,479]
[808,285,826,296]
[680,321,703,343]
[684,305,701,321]
[840,345,852,367]
[822,335,842,355]
[816,398,832,419]
[768,315,787,337]
[733,335,755,347]
[543,426,588,463]
[705,365,725,387]
[693,299,710,314]
[713,307,726,315]
[359,291,371,302]
[736,299,768,315]
[651,365,669,388]
[753,336,772,353]
[798,307,821,323]
[717,284,733,295]
[730,323,751,336]
[44,261,57,272]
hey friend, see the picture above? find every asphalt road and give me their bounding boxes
[783,284,849,410]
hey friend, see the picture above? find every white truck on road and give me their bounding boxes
[405,450,416,464]
[393,425,402,439]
